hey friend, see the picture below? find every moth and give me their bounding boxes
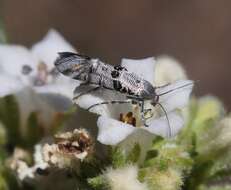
[54,52,193,136]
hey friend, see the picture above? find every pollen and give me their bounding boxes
[119,112,136,127]
[54,129,93,155]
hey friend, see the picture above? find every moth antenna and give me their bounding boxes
[156,102,172,137]
[157,81,194,96]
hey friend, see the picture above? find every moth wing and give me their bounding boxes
[155,80,194,113]
[54,52,92,80]
[73,83,130,118]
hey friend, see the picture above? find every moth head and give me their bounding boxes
[151,95,159,107]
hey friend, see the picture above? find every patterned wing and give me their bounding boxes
[54,52,92,81]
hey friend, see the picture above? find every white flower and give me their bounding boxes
[0,29,78,99]
[74,57,193,145]
[154,55,187,86]
[104,165,148,190]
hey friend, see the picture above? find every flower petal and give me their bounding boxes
[144,112,184,137]
[156,80,194,113]
[15,87,58,136]
[31,29,76,70]
[154,55,187,86]
[0,75,24,97]
[0,45,38,79]
[121,57,156,84]
[34,79,77,100]
[97,116,136,145]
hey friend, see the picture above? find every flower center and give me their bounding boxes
[119,112,136,127]
[119,104,154,127]
[21,62,59,86]
[55,129,93,155]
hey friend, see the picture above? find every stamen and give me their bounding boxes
[34,62,49,86]
[55,129,93,155]
[119,112,136,127]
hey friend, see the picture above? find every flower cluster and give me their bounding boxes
[0,28,230,190]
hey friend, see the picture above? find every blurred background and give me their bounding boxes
[1,0,231,109]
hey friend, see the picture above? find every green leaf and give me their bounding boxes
[25,112,43,148]
[50,106,77,134]
[110,147,126,168]
[0,123,7,146]
[199,185,231,190]
[152,136,164,146]
[145,149,158,161]
[0,174,8,190]
[184,160,214,190]
[88,176,108,190]
[0,95,21,146]
[126,143,141,164]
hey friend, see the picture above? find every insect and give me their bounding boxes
[54,52,193,137]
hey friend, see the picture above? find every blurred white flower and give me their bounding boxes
[14,86,74,137]
[0,29,78,99]
[74,57,193,145]
[7,147,48,180]
[104,165,148,190]
[154,55,187,86]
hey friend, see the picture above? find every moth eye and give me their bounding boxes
[111,70,120,78]
[136,80,141,83]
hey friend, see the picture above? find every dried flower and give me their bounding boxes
[42,129,93,168]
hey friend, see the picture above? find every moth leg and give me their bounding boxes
[126,95,143,101]
[73,85,100,101]
[156,103,172,138]
[139,101,149,127]
[87,100,133,111]
[144,108,153,119]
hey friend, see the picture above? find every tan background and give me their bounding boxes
[1,0,231,109]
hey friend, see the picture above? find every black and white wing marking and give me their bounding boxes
[54,52,92,81]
